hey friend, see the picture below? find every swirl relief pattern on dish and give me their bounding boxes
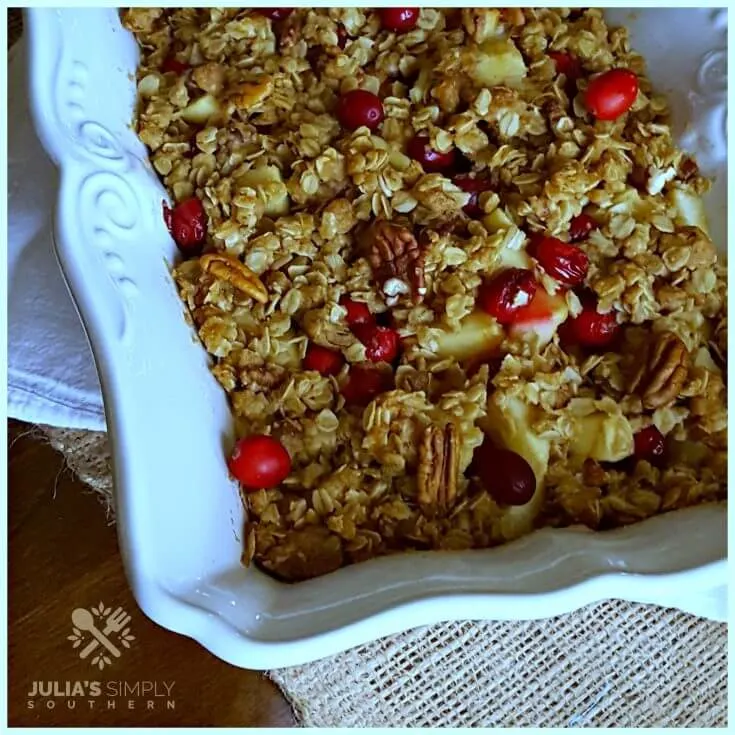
[679,10,727,173]
[55,54,143,345]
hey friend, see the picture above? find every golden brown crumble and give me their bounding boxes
[124,7,727,582]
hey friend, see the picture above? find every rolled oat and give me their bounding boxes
[124,7,727,582]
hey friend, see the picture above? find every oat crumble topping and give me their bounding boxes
[123,7,728,582]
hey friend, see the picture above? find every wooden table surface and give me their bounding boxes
[8,420,296,727]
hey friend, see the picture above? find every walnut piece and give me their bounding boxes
[199,253,269,303]
[628,330,689,409]
[360,219,426,305]
[417,423,459,515]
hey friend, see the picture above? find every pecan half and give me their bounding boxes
[360,219,426,305]
[417,423,459,515]
[200,253,269,303]
[628,330,689,409]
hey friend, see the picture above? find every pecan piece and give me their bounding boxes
[199,253,269,303]
[360,219,426,305]
[628,331,689,409]
[417,423,459,515]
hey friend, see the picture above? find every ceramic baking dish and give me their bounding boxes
[26,7,728,669]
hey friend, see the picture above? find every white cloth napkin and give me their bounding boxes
[8,41,106,431]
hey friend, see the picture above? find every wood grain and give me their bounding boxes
[7,420,296,727]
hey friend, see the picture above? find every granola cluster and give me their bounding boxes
[123,7,727,582]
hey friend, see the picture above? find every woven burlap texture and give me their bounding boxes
[12,8,726,727]
[42,426,727,728]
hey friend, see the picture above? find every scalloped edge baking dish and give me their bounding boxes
[26,7,728,669]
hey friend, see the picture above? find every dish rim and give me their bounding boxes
[25,6,728,669]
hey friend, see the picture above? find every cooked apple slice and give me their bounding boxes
[181,93,220,124]
[668,187,710,235]
[481,394,550,537]
[569,412,634,463]
[483,207,515,234]
[238,165,290,216]
[496,246,532,271]
[693,345,721,374]
[434,310,505,362]
[466,38,527,88]
[509,288,569,346]
[483,395,549,488]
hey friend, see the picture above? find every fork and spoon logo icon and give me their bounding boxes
[68,603,135,669]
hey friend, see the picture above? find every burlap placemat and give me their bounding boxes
[39,429,729,728]
[12,10,727,727]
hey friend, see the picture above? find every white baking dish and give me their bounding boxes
[26,7,728,669]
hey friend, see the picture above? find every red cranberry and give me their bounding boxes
[342,365,393,405]
[353,323,400,363]
[585,68,639,121]
[533,236,589,287]
[161,56,188,74]
[548,51,581,80]
[477,268,538,325]
[340,297,374,328]
[633,425,665,466]
[379,8,420,33]
[525,232,544,258]
[569,213,597,242]
[453,174,493,218]
[559,298,620,349]
[228,435,291,491]
[407,135,456,174]
[474,441,537,506]
[257,8,294,21]
[336,89,384,131]
[303,343,344,376]
[164,198,207,254]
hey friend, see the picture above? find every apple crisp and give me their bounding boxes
[123,7,727,582]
